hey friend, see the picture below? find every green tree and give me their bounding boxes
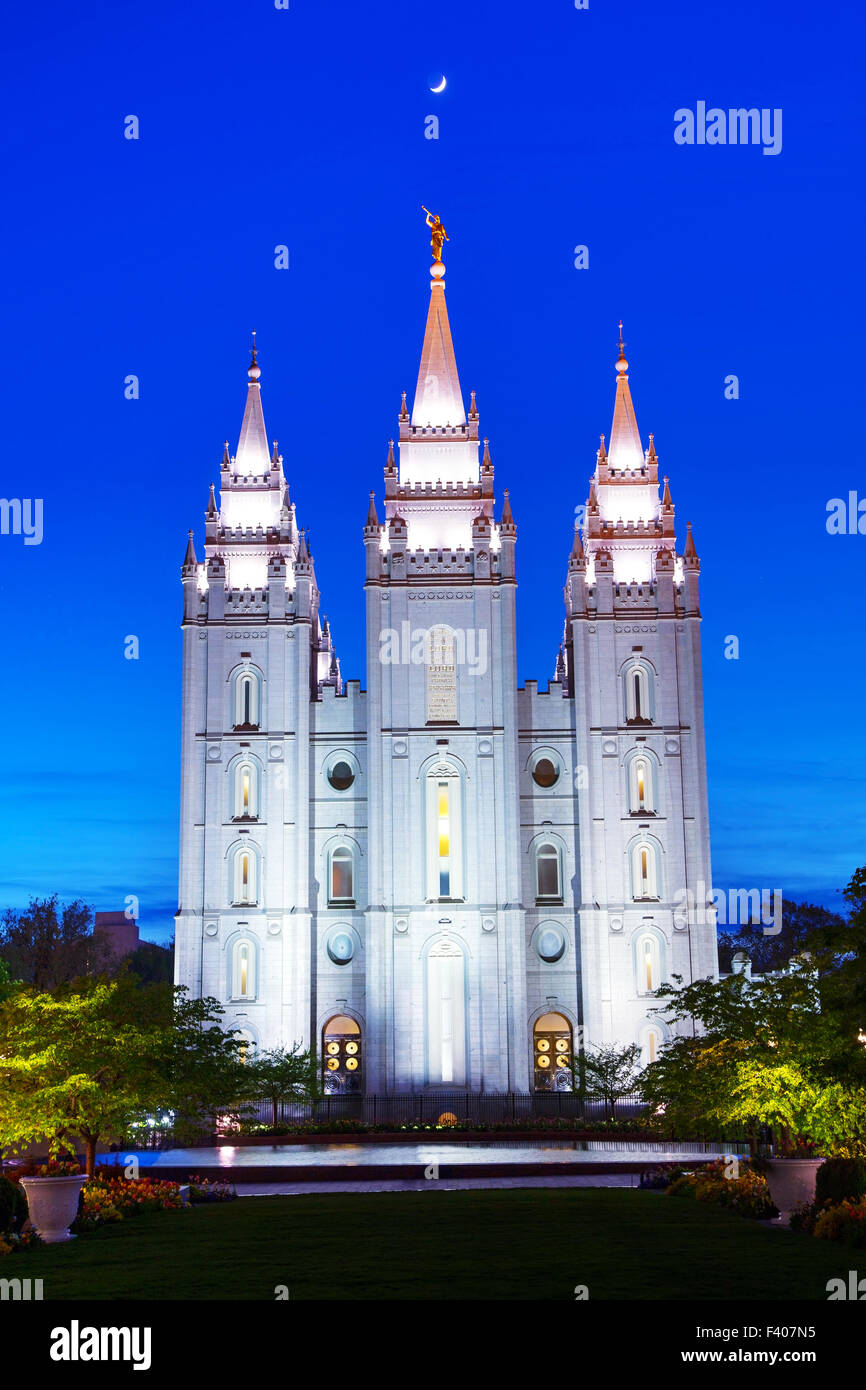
[0,980,248,1175]
[0,956,17,1003]
[717,897,846,975]
[245,1044,316,1130]
[640,962,866,1156]
[0,896,111,990]
[580,1043,643,1119]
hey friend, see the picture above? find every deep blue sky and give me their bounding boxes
[1,0,863,944]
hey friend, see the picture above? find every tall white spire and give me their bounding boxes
[607,322,644,471]
[235,332,271,476]
[411,268,466,428]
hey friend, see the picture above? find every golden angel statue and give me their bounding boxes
[422,206,449,262]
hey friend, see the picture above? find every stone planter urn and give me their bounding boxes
[20,1174,87,1243]
[764,1159,822,1222]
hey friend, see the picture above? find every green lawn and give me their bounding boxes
[16,1189,846,1301]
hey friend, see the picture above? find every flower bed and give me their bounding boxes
[73,1174,186,1232]
[665,1159,779,1220]
[229,1115,666,1140]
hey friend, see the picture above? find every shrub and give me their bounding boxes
[813,1197,866,1248]
[0,1176,26,1235]
[666,1160,778,1219]
[789,1200,821,1235]
[187,1177,236,1204]
[815,1158,866,1208]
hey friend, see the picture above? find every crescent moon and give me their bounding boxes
[430,76,447,93]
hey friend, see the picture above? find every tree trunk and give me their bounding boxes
[272,1097,278,1131]
[85,1134,97,1179]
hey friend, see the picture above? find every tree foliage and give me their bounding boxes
[580,1043,643,1118]
[0,980,248,1175]
[0,896,111,990]
[641,949,866,1155]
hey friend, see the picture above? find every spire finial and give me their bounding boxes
[616,321,628,375]
[248,330,261,382]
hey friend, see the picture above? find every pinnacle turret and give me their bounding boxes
[235,334,271,476]
[182,529,197,574]
[608,322,644,470]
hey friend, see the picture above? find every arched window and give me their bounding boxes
[624,662,653,724]
[631,840,660,901]
[533,1012,573,1092]
[230,939,257,1000]
[634,931,663,994]
[535,842,562,902]
[426,938,466,1084]
[425,763,464,901]
[329,846,355,906]
[322,1015,362,1094]
[233,668,261,730]
[233,760,259,819]
[640,1023,665,1067]
[232,844,259,905]
[627,754,655,814]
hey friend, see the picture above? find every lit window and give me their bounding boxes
[233,760,258,819]
[438,782,450,896]
[634,932,664,995]
[631,840,659,901]
[628,755,655,814]
[536,843,561,901]
[330,847,354,904]
[426,765,463,901]
[322,1015,361,1094]
[232,845,259,905]
[231,939,256,1000]
[533,1012,573,1092]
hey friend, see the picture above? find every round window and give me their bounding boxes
[537,926,566,963]
[532,757,559,788]
[328,760,355,790]
[327,931,355,965]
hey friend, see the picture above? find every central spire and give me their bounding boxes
[608,321,644,470]
[411,219,465,428]
[235,331,271,475]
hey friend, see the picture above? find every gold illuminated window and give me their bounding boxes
[533,1012,573,1092]
[232,938,256,1000]
[322,1016,362,1094]
[437,781,451,897]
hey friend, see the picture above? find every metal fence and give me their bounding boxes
[130,1090,658,1148]
[239,1090,652,1128]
